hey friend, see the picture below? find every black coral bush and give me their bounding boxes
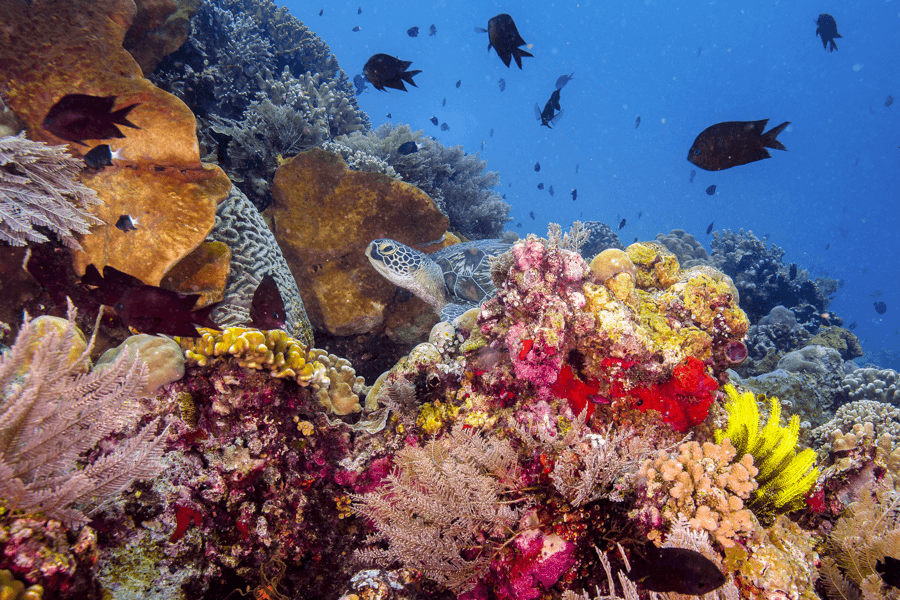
[0,307,168,524]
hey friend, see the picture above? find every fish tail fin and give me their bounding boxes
[763,121,790,151]
[829,39,839,51]
[192,301,222,331]
[402,70,422,87]
[513,48,534,69]
[110,103,141,129]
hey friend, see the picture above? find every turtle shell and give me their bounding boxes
[432,240,511,306]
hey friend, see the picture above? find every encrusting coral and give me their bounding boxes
[715,384,819,520]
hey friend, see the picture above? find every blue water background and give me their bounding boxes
[285,0,900,367]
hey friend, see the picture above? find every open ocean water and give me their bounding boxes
[299,0,900,368]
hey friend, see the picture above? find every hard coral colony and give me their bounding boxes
[0,0,885,598]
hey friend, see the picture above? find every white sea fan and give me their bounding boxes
[0,133,102,249]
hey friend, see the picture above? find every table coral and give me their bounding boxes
[636,439,759,548]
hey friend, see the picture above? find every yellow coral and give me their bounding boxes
[715,384,819,519]
[0,569,43,600]
[178,327,324,383]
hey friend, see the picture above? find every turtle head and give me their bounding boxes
[366,239,448,313]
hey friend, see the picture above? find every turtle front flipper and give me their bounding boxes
[366,239,449,315]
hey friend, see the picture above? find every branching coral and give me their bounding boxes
[715,384,819,519]
[636,439,758,548]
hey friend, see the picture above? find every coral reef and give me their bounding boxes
[268,148,450,337]
[577,220,624,261]
[707,229,839,326]
[0,0,230,286]
[655,229,709,267]
[124,0,199,75]
[150,0,367,208]
[715,385,819,519]
[635,439,759,548]
[206,184,313,345]
[838,366,900,405]
[325,124,511,239]
[0,134,102,249]
[805,326,864,361]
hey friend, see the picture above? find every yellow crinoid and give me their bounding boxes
[715,384,819,520]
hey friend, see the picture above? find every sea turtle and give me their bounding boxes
[366,238,512,321]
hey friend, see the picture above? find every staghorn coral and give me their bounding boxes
[0,308,168,525]
[636,439,758,548]
[327,124,511,239]
[0,134,103,249]
[715,385,819,520]
[352,423,528,593]
[206,184,313,345]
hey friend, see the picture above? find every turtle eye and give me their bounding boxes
[380,242,395,254]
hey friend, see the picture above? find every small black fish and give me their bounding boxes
[397,141,418,155]
[696,46,703,57]
[353,73,368,96]
[887,95,894,108]
[571,188,577,201]
[456,80,461,88]
[250,274,286,330]
[626,547,726,595]
[635,116,641,129]
[689,168,696,183]
[848,321,857,330]
[485,14,533,69]
[352,26,361,32]
[115,214,137,232]
[83,144,119,169]
[407,26,419,37]
[385,113,392,118]
[516,222,522,228]
[619,218,626,230]
[548,186,554,196]
[429,24,437,36]
[357,6,362,14]
[789,263,798,280]
[534,162,541,172]
[637,210,642,219]
[555,72,575,90]
[440,123,450,131]
[816,14,842,52]
[498,78,506,92]
[536,89,564,128]
[875,301,888,315]
[364,54,421,91]
[706,184,716,195]
[43,94,140,145]
[825,243,830,250]
[688,119,789,171]
[575,163,579,174]
[490,128,494,137]
[442,97,447,107]
[706,222,714,234]
[537,183,544,190]
[318,8,323,15]
[430,116,439,125]
[529,211,535,220]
